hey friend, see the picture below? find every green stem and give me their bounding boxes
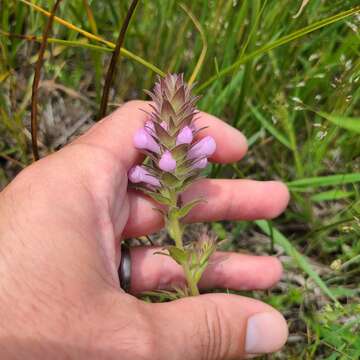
[168,211,199,297]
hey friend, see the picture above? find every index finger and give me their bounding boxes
[75,101,248,169]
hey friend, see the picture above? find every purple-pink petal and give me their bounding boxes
[158,151,176,172]
[176,126,193,145]
[188,136,216,160]
[134,128,160,154]
[128,165,160,187]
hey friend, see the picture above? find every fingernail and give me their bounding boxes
[245,312,288,354]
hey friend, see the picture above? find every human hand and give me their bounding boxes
[0,101,289,359]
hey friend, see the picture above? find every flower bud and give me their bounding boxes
[134,128,160,154]
[176,126,193,145]
[128,165,161,187]
[158,150,176,172]
[188,136,216,160]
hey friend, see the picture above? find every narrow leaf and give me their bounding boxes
[197,5,360,92]
[168,246,188,265]
[177,198,205,219]
[179,3,207,86]
[311,190,355,202]
[256,220,338,303]
[317,111,360,134]
[287,173,360,189]
[293,0,310,19]
[142,190,172,206]
[20,0,165,76]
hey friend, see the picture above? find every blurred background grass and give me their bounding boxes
[1,0,360,358]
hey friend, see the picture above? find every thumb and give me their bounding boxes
[150,293,288,359]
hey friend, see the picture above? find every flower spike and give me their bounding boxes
[128,74,218,298]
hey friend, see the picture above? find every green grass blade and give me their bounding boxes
[197,5,360,92]
[287,173,360,189]
[311,190,355,202]
[249,104,292,149]
[246,128,264,147]
[255,220,338,303]
[19,0,165,76]
[0,31,114,52]
[179,3,207,86]
[317,111,360,134]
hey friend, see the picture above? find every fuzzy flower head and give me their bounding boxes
[128,74,216,197]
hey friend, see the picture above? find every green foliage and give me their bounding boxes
[256,220,338,303]
[1,0,359,357]
[176,198,204,220]
[317,111,360,134]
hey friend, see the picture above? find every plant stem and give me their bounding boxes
[168,211,200,297]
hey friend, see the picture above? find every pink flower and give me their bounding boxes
[158,151,176,172]
[128,165,160,187]
[134,128,160,154]
[176,126,193,145]
[188,136,216,160]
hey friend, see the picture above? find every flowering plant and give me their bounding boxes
[128,74,217,297]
